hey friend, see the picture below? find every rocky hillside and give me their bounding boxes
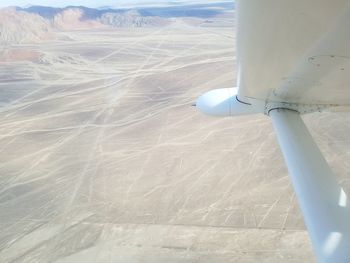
[52,8,105,30]
[0,8,174,44]
[99,10,171,27]
[0,7,54,44]
[0,7,166,44]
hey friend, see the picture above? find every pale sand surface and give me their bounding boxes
[1,23,349,262]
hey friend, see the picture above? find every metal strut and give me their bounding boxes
[270,108,350,263]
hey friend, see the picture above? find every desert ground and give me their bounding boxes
[1,13,350,262]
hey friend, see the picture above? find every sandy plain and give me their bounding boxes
[1,18,350,263]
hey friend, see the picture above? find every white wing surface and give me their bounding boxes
[237,0,350,106]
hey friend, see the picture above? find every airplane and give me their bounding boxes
[196,1,350,262]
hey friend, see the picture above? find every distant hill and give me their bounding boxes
[17,5,122,20]
[52,8,106,31]
[99,10,171,28]
[137,2,234,18]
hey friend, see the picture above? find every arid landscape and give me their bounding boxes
[1,2,350,262]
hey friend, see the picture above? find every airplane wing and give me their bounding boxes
[197,1,350,261]
[236,0,350,106]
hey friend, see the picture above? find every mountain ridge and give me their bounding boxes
[15,2,234,19]
[0,3,234,44]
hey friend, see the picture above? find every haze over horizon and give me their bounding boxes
[0,0,232,8]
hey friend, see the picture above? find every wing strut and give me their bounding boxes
[270,108,350,262]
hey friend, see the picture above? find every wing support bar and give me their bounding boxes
[270,109,350,262]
